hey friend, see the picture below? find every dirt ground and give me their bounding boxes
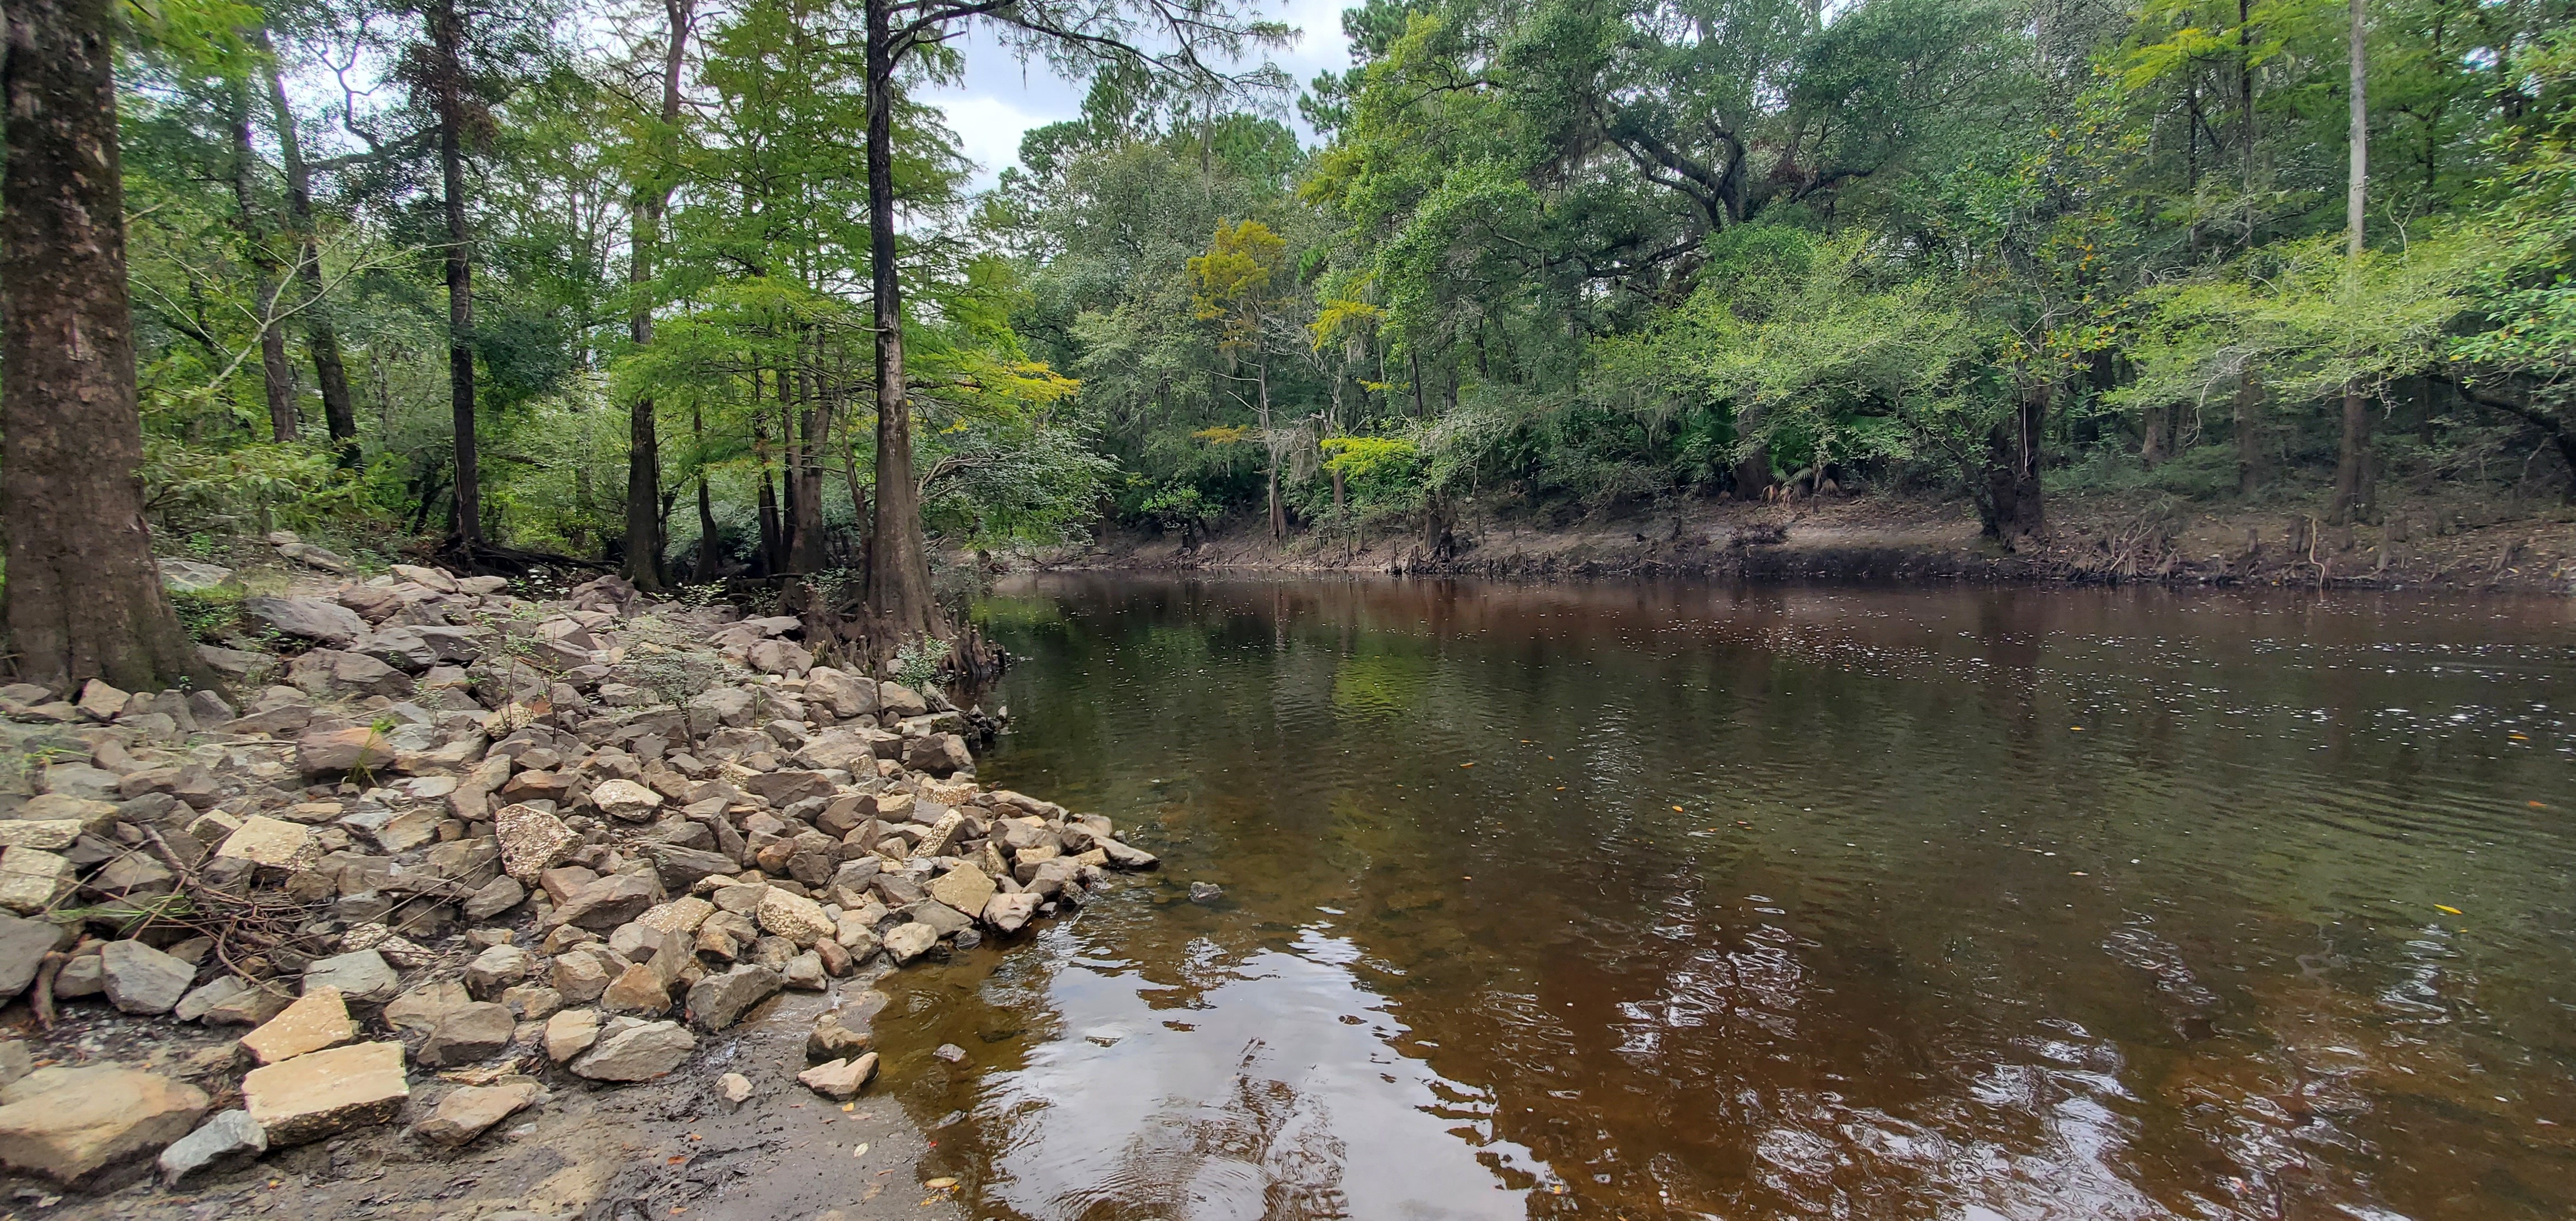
[1062,488,2576,594]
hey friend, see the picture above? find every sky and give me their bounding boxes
[916,0,1355,191]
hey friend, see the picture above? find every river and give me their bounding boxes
[866,574,2575,1220]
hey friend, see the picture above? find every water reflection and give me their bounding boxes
[872,576,2576,1220]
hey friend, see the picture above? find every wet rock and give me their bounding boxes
[242,1040,409,1146]
[0,1067,210,1183]
[158,1109,265,1186]
[495,802,577,882]
[683,964,782,1031]
[982,892,1038,933]
[100,939,195,1015]
[1190,882,1224,903]
[795,1053,876,1100]
[418,1002,515,1066]
[1100,839,1158,869]
[718,1072,754,1108]
[415,1081,538,1147]
[882,922,938,964]
[302,949,399,1004]
[544,1008,601,1062]
[781,952,825,991]
[569,1017,695,1081]
[932,1043,968,1064]
[807,1013,869,1062]
[241,987,358,1064]
[927,862,996,915]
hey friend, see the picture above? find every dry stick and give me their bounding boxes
[31,952,66,1030]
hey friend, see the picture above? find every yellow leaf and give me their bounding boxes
[2434,904,2463,915]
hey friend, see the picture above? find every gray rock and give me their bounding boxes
[157,1109,265,1187]
[414,1081,538,1148]
[172,976,249,1022]
[100,940,196,1015]
[882,922,939,964]
[417,1002,515,1067]
[682,964,782,1031]
[0,914,69,1002]
[242,595,369,646]
[555,873,658,931]
[644,843,738,892]
[0,1067,210,1183]
[302,950,400,1003]
[569,1018,695,1081]
[463,874,526,920]
[156,559,240,595]
[462,944,533,999]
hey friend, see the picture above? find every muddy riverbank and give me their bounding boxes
[1052,489,2576,594]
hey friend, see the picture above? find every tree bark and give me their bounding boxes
[1,0,210,692]
[692,399,722,580]
[2235,367,2265,494]
[621,0,690,591]
[1983,377,2048,550]
[863,0,940,638]
[2330,0,2374,525]
[258,43,357,460]
[790,356,830,571]
[426,0,481,545]
[226,81,297,443]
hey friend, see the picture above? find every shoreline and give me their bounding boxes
[1036,492,2576,596]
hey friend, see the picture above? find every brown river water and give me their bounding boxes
[867,574,2576,1220]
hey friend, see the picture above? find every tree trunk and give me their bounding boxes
[863,0,939,638]
[258,42,356,460]
[2238,0,2259,250]
[1983,377,2048,550]
[790,356,830,571]
[226,81,297,443]
[2330,0,2373,525]
[692,400,722,580]
[2235,367,2265,495]
[1,0,210,692]
[427,0,481,545]
[618,5,688,591]
[2141,403,2170,465]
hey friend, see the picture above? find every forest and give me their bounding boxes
[3,0,2573,687]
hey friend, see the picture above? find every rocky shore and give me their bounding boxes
[0,556,1153,1214]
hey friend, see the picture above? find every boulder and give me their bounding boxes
[588,778,664,823]
[302,950,400,1004]
[494,802,577,882]
[569,1018,695,1081]
[600,963,671,1017]
[903,733,974,777]
[555,873,659,931]
[882,922,939,965]
[982,892,1039,934]
[877,682,929,718]
[155,559,240,595]
[0,914,70,1002]
[0,1067,209,1183]
[244,595,369,646]
[462,944,533,999]
[417,1002,515,1066]
[240,987,357,1064]
[296,726,396,777]
[74,680,130,722]
[683,964,782,1031]
[287,649,413,698]
[753,888,833,948]
[215,815,315,869]
[745,639,811,676]
[643,844,737,892]
[99,939,195,1015]
[741,769,835,806]
[802,668,879,718]
[241,1041,409,1146]
[414,1081,538,1148]
[927,862,996,916]
[157,1110,265,1187]
[463,874,526,920]
[795,1053,877,1101]
[544,1008,600,1062]
[0,848,74,914]
[389,564,458,593]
